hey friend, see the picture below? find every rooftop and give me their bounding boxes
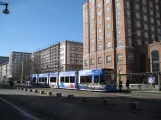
[11,51,32,54]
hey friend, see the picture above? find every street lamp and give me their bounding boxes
[117,66,121,84]
[0,2,10,14]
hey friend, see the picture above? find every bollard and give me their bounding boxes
[28,89,32,92]
[24,88,27,91]
[40,91,44,94]
[17,87,19,90]
[130,102,140,110]
[47,92,52,96]
[68,95,74,100]
[34,89,38,93]
[56,93,62,97]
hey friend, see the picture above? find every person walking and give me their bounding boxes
[119,80,123,92]
[126,79,131,92]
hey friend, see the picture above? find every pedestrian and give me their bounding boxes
[126,79,131,92]
[119,80,123,92]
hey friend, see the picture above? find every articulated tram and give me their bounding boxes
[30,68,116,92]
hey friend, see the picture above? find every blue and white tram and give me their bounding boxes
[37,73,49,86]
[49,72,58,88]
[59,71,78,89]
[78,68,116,91]
[30,74,38,86]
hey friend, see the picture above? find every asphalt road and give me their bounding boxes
[0,98,31,120]
[0,83,161,120]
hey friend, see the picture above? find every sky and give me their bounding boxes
[0,0,86,56]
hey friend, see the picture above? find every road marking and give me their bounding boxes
[0,97,41,120]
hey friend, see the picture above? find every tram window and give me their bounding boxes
[60,77,64,82]
[44,77,47,82]
[100,75,106,85]
[42,78,45,82]
[70,76,75,83]
[94,76,99,83]
[33,78,36,82]
[65,77,69,83]
[39,78,42,82]
[86,76,92,83]
[80,76,86,83]
[50,77,56,82]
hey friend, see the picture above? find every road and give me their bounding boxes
[0,83,161,120]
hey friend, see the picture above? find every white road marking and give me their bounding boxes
[0,97,41,120]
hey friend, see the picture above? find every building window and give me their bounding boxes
[90,46,94,52]
[144,32,149,38]
[117,54,123,62]
[106,33,110,38]
[106,56,112,63]
[90,38,94,42]
[144,15,147,21]
[98,36,102,40]
[136,21,141,28]
[136,12,140,19]
[98,44,102,49]
[152,50,160,72]
[98,28,102,33]
[90,58,94,65]
[106,24,110,29]
[151,18,154,23]
[128,53,134,62]
[106,42,111,48]
[98,12,102,16]
[84,60,88,66]
[106,16,110,21]
[106,7,110,12]
[117,38,122,47]
[137,30,141,36]
[151,26,155,32]
[137,39,142,45]
[97,4,101,8]
[128,37,132,47]
[98,57,102,65]
[105,0,110,4]
[98,20,102,24]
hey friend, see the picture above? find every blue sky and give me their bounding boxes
[0,0,86,56]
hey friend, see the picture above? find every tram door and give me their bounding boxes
[94,76,99,84]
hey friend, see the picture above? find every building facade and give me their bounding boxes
[9,51,32,80]
[0,56,9,65]
[83,0,161,83]
[0,62,10,82]
[33,40,83,73]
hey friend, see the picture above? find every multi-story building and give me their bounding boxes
[83,0,161,84]
[9,51,32,79]
[0,56,9,65]
[0,62,10,82]
[33,40,83,73]
[33,43,60,73]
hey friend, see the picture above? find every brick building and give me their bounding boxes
[83,0,161,84]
